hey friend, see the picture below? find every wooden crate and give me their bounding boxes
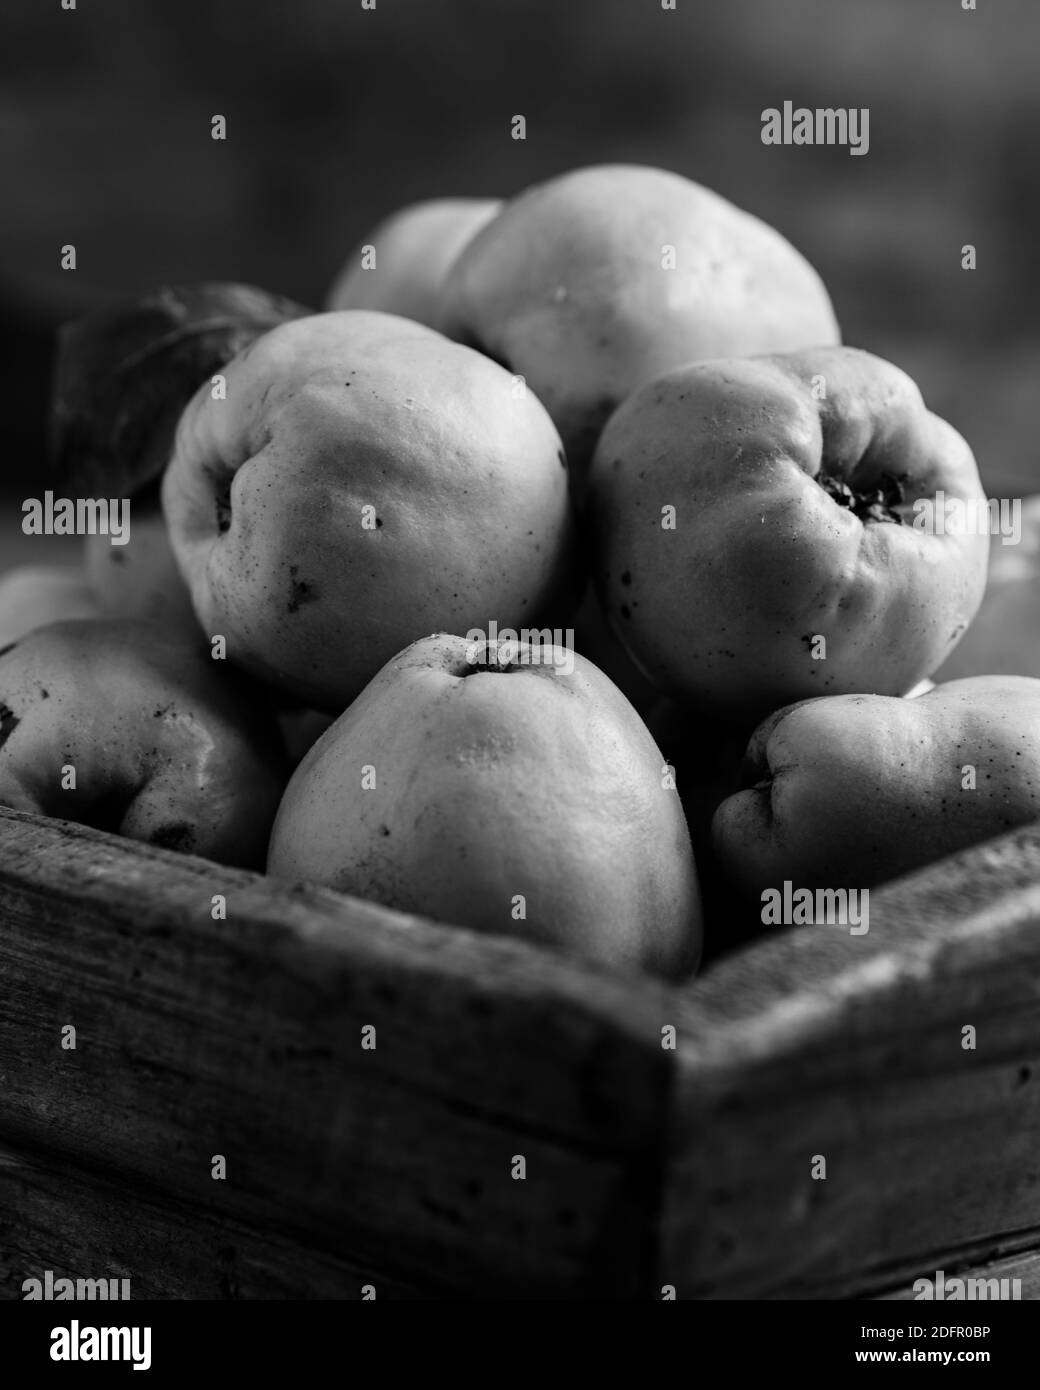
[1,803,1039,1300]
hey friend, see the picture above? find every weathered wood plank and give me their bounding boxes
[7,803,1040,1299]
[0,807,673,1298]
[0,1141,426,1300]
[660,824,1040,1298]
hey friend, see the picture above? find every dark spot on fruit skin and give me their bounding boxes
[375,517,383,528]
[40,688,49,699]
[380,825,391,836]
[0,702,20,750]
[287,564,318,614]
[620,603,632,620]
[620,570,632,586]
[149,823,196,854]
[112,551,126,565]
[0,642,18,660]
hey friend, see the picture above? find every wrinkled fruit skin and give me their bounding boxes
[325,198,502,329]
[588,347,990,723]
[0,566,100,647]
[712,676,1040,894]
[936,494,1040,680]
[162,311,580,710]
[268,634,702,979]
[440,164,840,475]
[84,502,199,633]
[0,619,287,868]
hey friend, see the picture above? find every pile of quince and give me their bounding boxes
[3,165,1038,977]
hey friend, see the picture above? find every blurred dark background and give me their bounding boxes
[1,0,1037,567]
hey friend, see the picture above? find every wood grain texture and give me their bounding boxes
[0,806,675,1299]
[0,1141,423,1300]
[4,804,1040,1299]
[660,824,1040,1298]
